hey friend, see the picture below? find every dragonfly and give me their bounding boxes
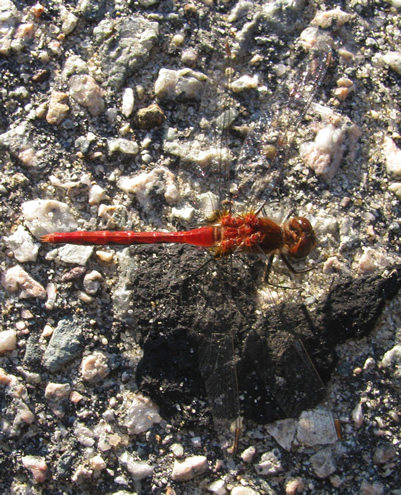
[40,21,333,452]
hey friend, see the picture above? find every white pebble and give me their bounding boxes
[0,329,17,354]
[1,265,47,299]
[45,282,57,310]
[171,455,208,481]
[255,449,284,476]
[117,167,179,208]
[45,382,71,400]
[22,199,78,238]
[4,225,39,262]
[90,455,107,472]
[83,270,103,295]
[240,445,256,463]
[388,182,401,199]
[207,479,227,495]
[123,393,161,434]
[154,68,206,100]
[89,184,108,205]
[352,402,364,428]
[383,136,401,177]
[172,206,195,223]
[121,87,135,117]
[46,91,69,125]
[108,138,139,155]
[266,418,297,451]
[296,409,338,446]
[96,250,114,262]
[68,75,104,116]
[57,245,94,265]
[119,452,154,480]
[170,443,184,457]
[231,74,259,93]
[81,351,109,382]
[382,51,401,75]
[22,456,48,483]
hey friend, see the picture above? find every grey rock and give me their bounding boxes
[98,17,159,89]
[43,317,83,372]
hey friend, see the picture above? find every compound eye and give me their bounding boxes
[290,217,313,234]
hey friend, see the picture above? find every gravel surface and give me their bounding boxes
[1,1,401,494]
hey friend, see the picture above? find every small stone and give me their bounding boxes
[45,382,71,400]
[57,245,94,265]
[98,17,159,89]
[181,47,198,67]
[45,282,57,310]
[61,267,86,282]
[43,317,83,372]
[121,87,135,117]
[117,167,179,209]
[296,409,338,447]
[373,443,395,464]
[311,8,351,28]
[285,478,305,495]
[171,455,208,481]
[388,182,401,199]
[123,393,161,434]
[83,270,103,295]
[359,479,385,495]
[255,449,284,476]
[22,456,48,483]
[299,123,346,180]
[81,351,109,382]
[231,74,259,93]
[382,51,401,75]
[119,452,154,480]
[108,138,139,155]
[1,265,46,299]
[383,137,401,177]
[0,329,17,354]
[170,443,184,457]
[60,7,78,35]
[46,91,70,125]
[71,465,93,483]
[172,206,194,223]
[310,446,337,478]
[352,402,364,428]
[22,199,78,239]
[90,455,107,472]
[0,368,12,385]
[380,344,401,390]
[70,390,83,403]
[68,75,105,116]
[96,250,114,262]
[31,3,45,18]
[266,418,297,451]
[136,104,165,129]
[207,479,227,495]
[45,382,71,417]
[240,445,256,463]
[5,225,39,262]
[154,68,207,100]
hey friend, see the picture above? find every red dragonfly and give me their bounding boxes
[41,28,332,452]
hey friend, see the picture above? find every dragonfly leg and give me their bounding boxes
[280,253,316,274]
[263,253,275,283]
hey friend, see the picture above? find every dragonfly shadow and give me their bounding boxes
[134,244,401,433]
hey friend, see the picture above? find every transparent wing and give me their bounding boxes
[232,34,333,212]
